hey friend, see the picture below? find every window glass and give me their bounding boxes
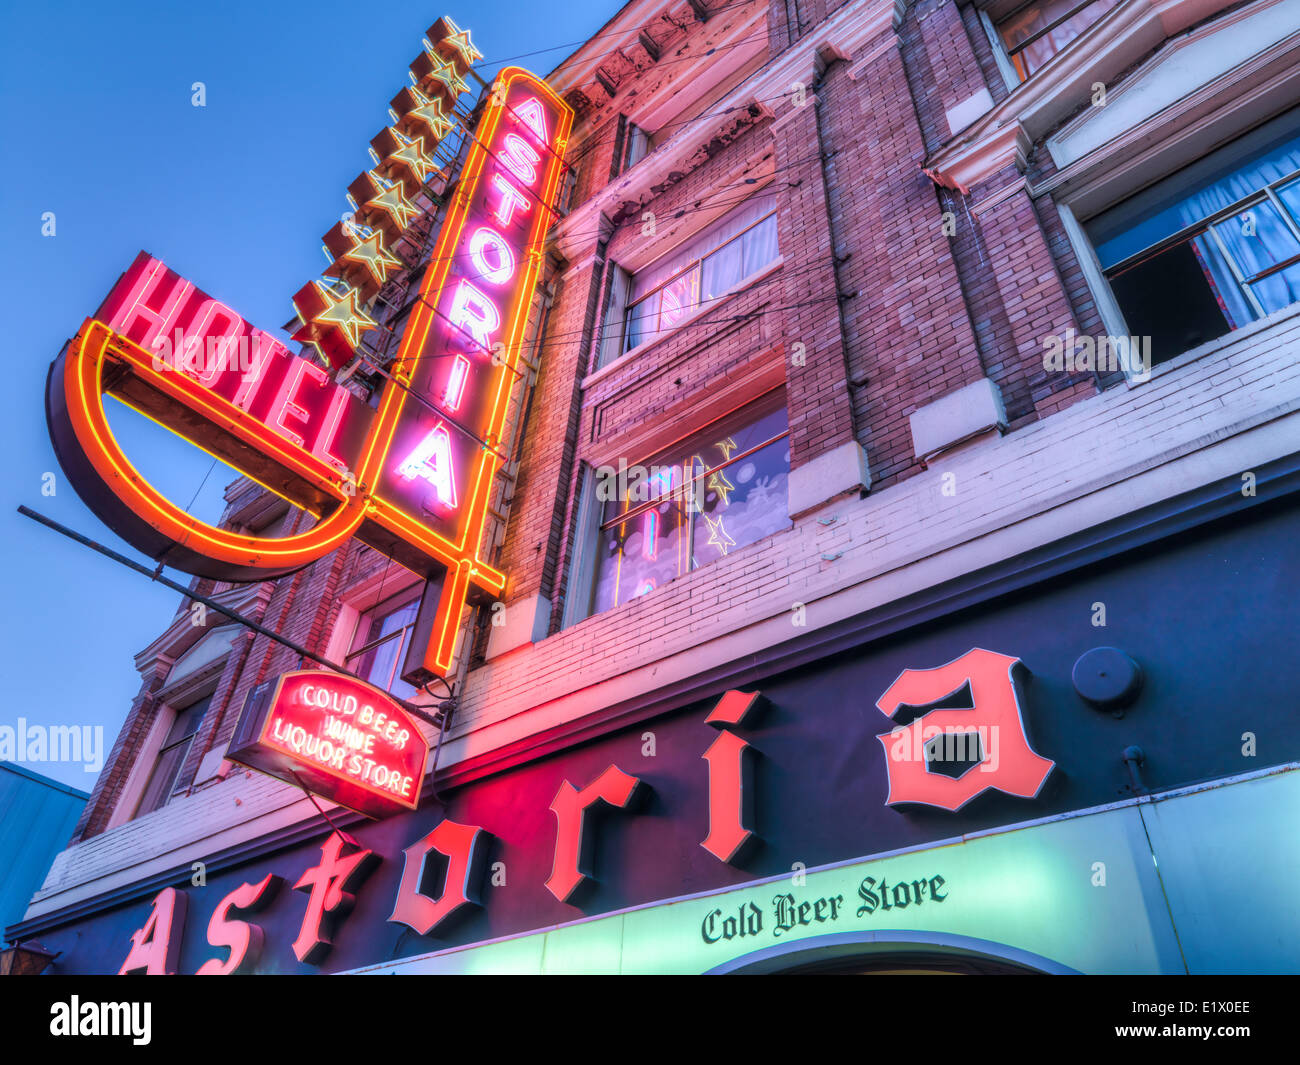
[345,589,421,699]
[589,398,790,615]
[604,191,780,363]
[1084,112,1300,365]
[136,694,212,817]
[997,0,1120,81]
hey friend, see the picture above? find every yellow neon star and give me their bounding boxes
[408,96,454,142]
[425,51,468,97]
[714,436,738,461]
[707,468,735,507]
[312,282,377,348]
[342,229,402,286]
[442,18,483,66]
[365,183,419,230]
[703,514,735,557]
[388,134,438,184]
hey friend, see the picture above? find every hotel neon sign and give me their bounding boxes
[46,66,572,678]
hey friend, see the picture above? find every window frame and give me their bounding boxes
[1100,174,1300,322]
[575,391,791,621]
[132,693,214,818]
[342,584,424,696]
[612,203,780,363]
[982,0,1120,86]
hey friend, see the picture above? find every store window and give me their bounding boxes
[992,0,1121,82]
[344,588,421,699]
[135,694,212,817]
[580,395,790,619]
[1084,110,1300,366]
[598,192,779,368]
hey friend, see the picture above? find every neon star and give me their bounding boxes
[365,183,419,230]
[389,134,438,184]
[305,281,377,349]
[703,514,735,556]
[707,468,735,506]
[342,229,402,286]
[714,436,738,462]
[426,51,468,97]
[408,96,454,142]
[442,18,483,66]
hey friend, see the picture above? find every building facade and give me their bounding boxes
[9,0,1300,974]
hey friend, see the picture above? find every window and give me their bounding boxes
[135,694,212,816]
[992,0,1121,82]
[344,588,421,699]
[584,396,790,617]
[617,117,650,175]
[599,192,779,367]
[1084,110,1300,366]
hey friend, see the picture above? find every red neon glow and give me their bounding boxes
[270,358,329,449]
[106,258,194,351]
[446,279,501,352]
[442,354,471,412]
[398,421,459,509]
[512,96,549,143]
[490,173,531,227]
[499,133,540,185]
[469,226,515,286]
[227,671,429,819]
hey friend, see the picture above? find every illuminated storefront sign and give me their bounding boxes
[227,671,429,818]
[100,647,1058,974]
[45,62,572,678]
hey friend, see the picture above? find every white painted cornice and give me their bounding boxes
[926,0,1246,187]
[132,582,273,675]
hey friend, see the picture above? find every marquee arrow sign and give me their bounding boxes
[45,65,573,679]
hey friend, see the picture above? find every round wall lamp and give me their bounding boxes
[1072,647,1144,716]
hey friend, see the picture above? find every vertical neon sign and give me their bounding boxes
[361,69,572,678]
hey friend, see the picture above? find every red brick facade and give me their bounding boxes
[67,0,1281,843]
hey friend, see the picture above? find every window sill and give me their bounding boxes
[1124,299,1300,388]
[581,257,785,390]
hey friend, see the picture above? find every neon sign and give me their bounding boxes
[45,64,572,678]
[228,671,429,818]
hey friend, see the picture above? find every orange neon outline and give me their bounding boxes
[370,67,571,674]
[54,67,570,677]
[59,320,365,569]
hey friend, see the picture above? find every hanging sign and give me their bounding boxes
[227,671,428,818]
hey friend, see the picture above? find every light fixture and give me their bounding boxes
[0,941,60,976]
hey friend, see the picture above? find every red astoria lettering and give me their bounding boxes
[118,886,187,975]
[291,833,379,964]
[196,873,281,975]
[875,647,1056,811]
[545,765,647,903]
[388,820,489,935]
[701,690,767,864]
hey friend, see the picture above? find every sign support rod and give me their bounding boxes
[16,504,448,730]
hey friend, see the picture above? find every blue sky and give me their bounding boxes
[0,0,613,788]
